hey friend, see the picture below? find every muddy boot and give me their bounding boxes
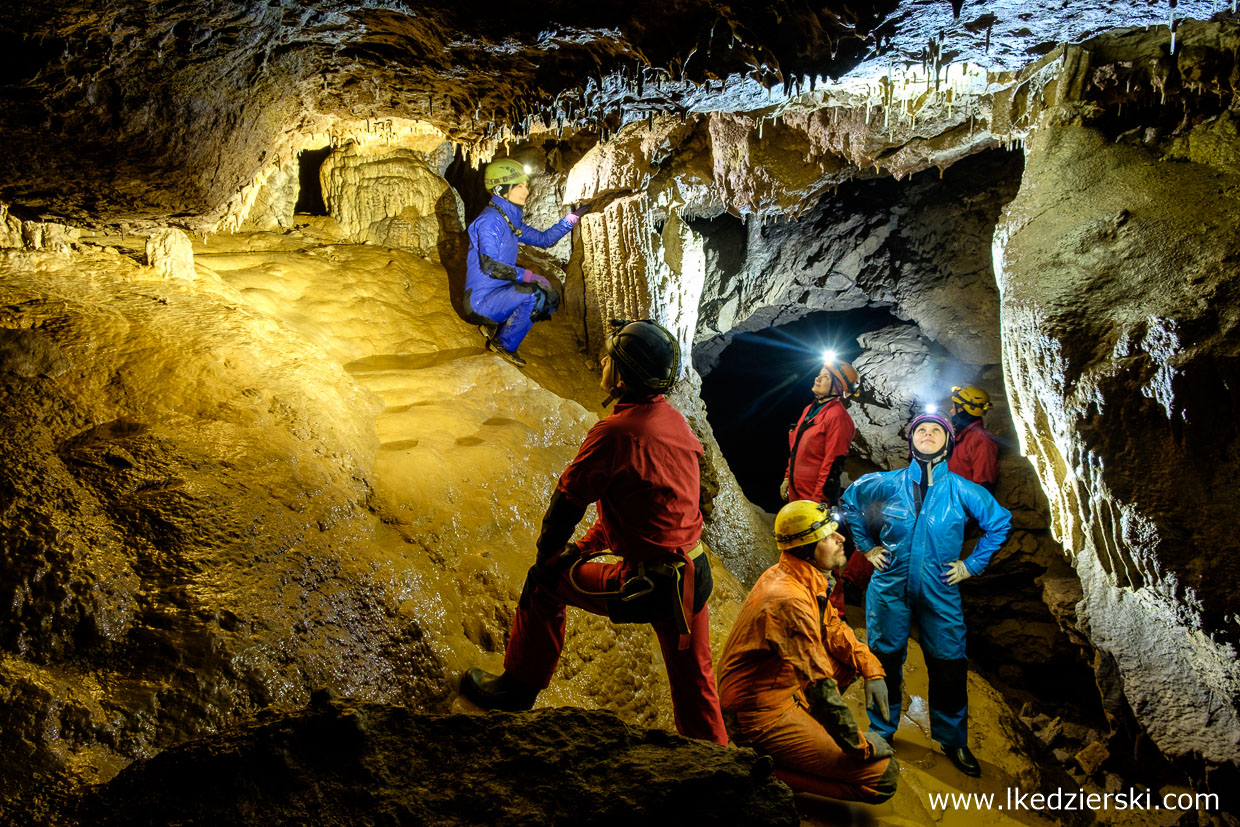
[491,344,526,367]
[460,667,538,711]
[477,323,499,348]
[943,744,981,777]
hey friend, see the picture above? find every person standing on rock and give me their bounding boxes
[780,354,860,617]
[464,158,580,368]
[781,355,859,506]
[946,385,999,493]
[839,411,1011,778]
[717,500,899,803]
[461,319,729,745]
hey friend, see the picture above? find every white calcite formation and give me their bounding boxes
[319,142,465,259]
[145,228,196,280]
[575,185,774,583]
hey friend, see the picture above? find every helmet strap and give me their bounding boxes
[912,447,949,467]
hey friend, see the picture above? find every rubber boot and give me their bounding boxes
[460,667,538,711]
[943,744,981,777]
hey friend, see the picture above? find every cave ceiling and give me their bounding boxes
[0,0,1225,224]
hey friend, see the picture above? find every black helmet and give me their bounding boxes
[605,319,680,394]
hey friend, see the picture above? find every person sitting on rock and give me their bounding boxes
[839,411,1011,778]
[464,158,579,368]
[718,500,898,803]
[461,319,728,745]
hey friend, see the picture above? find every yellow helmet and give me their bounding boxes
[951,385,992,417]
[484,158,529,190]
[774,500,839,551]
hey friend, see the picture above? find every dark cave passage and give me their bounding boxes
[294,146,331,216]
[698,307,899,514]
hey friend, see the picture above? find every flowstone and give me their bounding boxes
[996,113,1240,772]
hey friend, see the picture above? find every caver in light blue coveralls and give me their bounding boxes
[841,461,1011,747]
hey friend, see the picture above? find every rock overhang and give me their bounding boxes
[0,0,1230,224]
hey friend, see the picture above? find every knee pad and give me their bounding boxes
[867,756,900,803]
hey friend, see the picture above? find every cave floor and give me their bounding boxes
[56,224,1158,825]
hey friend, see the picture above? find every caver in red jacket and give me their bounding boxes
[504,395,728,745]
[948,420,999,490]
[784,397,855,504]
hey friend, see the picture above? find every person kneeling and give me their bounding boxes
[717,501,898,804]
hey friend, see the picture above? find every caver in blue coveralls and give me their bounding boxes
[465,195,573,353]
[840,461,1011,747]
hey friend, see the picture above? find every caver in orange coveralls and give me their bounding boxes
[718,549,898,802]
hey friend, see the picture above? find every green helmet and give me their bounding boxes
[484,158,529,190]
[605,319,680,394]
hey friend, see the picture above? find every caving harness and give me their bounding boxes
[567,542,709,648]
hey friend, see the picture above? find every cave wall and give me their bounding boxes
[996,43,1240,772]
[0,242,453,794]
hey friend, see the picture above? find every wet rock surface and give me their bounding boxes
[73,698,797,827]
[0,244,454,811]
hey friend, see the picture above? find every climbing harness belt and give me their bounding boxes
[568,542,707,642]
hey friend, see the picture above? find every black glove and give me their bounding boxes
[570,203,593,218]
[805,678,866,755]
[519,542,582,611]
[535,490,586,564]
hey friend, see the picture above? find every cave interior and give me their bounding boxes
[1,0,1238,824]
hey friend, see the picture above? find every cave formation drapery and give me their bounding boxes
[2,1,1239,823]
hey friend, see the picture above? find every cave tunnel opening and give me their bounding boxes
[294,146,331,215]
[444,146,490,224]
[698,307,899,514]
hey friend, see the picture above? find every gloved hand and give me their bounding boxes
[571,203,593,218]
[805,678,866,756]
[564,212,580,227]
[536,541,581,569]
[520,268,552,290]
[865,679,890,723]
[865,546,890,571]
[866,732,895,760]
[944,559,972,585]
[779,478,790,501]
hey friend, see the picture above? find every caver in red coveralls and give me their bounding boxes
[718,552,897,802]
[948,420,999,490]
[503,395,729,744]
[785,396,860,616]
[785,397,855,504]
